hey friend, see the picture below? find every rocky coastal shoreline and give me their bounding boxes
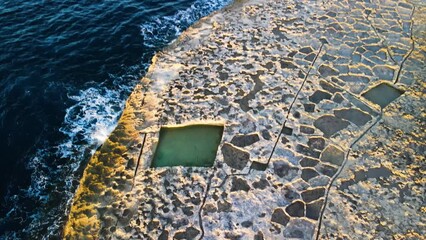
[64,0,425,239]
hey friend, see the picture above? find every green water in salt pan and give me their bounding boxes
[151,124,224,167]
[362,83,404,108]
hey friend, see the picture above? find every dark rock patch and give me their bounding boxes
[306,199,324,220]
[271,208,290,226]
[241,221,253,228]
[304,53,316,62]
[285,200,305,217]
[222,143,250,170]
[318,65,339,77]
[250,161,269,171]
[288,230,304,238]
[299,46,314,54]
[204,203,217,213]
[300,125,315,134]
[182,206,194,216]
[304,103,315,112]
[218,200,232,212]
[334,108,372,126]
[300,157,319,167]
[261,129,271,140]
[231,177,251,192]
[171,218,189,229]
[314,115,350,137]
[317,163,338,177]
[302,168,320,182]
[253,178,270,190]
[301,187,326,203]
[309,90,332,103]
[319,80,342,93]
[284,187,300,201]
[254,231,264,240]
[231,133,260,147]
[280,60,298,69]
[281,126,293,135]
[332,93,345,103]
[273,160,298,178]
[307,137,326,150]
[320,145,345,166]
[159,230,169,240]
[147,220,160,231]
[173,227,200,240]
[296,144,321,158]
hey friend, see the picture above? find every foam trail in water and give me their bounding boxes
[7,0,233,238]
[141,0,232,48]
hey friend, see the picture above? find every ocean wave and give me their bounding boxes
[1,0,232,238]
[141,0,232,48]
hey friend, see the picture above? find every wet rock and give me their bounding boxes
[301,168,320,182]
[231,133,260,147]
[285,200,305,217]
[173,227,200,240]
[284,187,300,201]
[304,103,315,112]
[261,129,271,140]
[334,108,372,126]
[332,93,345,103]
[217,200,232,212]
[241,220,253,228]
[309,90,332,103]
[304,53,316,61]
[147,220,160,231]
[296,144,321,158]
[222,143,250,170]
[300,125,315,134]
[319,65,339,77]
[317,163,338,177]
[288,230,304,238]
[300,157,319,167]
[281,136,289,144]
[314,115,350,137]
[253,178,270,190]
[280,60,298,69]
[273,160,298,178]
[172,218,189,229]
[158,230,169,240]
[271,208,290,226]
[224,232,243,240]
[319,80,342,93]
[306,199,324,220]
[254,231,264,240]
[320,145,345,166]
[281,126,293,135]
[231,177,251,192]
[182,206,194,216]
[250,161,269,171]
[301,187,325,203]
[204,203,217,213]
[307,137,326,150]
[299,46,313,54]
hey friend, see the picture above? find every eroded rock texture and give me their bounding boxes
[64,0,426,239]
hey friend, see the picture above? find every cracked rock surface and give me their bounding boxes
[64,0,426,239]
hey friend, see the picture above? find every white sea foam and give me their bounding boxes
[11,0,233,238]
[141,0,232,48]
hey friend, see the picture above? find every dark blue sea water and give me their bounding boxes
[0,0,231,238]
